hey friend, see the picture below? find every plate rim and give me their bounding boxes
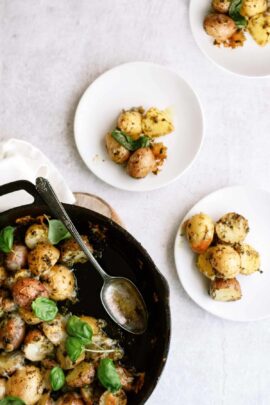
[189,0,270,78]
[174,184,270,322]
[74,61,205,192]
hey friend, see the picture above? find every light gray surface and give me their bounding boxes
[1,1,270,404]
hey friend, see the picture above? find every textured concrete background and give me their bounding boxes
[1,1,270,404]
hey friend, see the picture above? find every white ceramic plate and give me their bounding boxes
[190,0,270,77]
[174,186,270,321]
[74,62,204,192]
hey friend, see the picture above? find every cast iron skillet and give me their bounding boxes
[0,180,170,405]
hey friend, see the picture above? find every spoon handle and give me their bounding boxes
[35,177,109,281]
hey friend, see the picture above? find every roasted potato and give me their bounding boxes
[105,133,131,164]
[142,108,174,137]
[0,378,6,399]
[117,110,142,139]
[57,392,84,405]
[204,13,237,41]
[215,212,249,244]
[0,267,7,287]
[60,236,93,267]
[80,315,104,335]
[66,361,95,387]
[127,147,156,178]
[12,277,49,308]
[196,247,216,280]
[6,365,44,405]
[210,245,240,278]
[37,393,54,405]
[56,341,85,370]
[5,244,28,271]
[212,0,231,13]
[80,385,95,404]
[0,351,24,376]
[42,314,67,345]
[19,307,43,325]
[5,268,31,289]
[25,223,49,249]
[0,313,25,351]
[28,242,60,276]
[23,329,54,361]
[185,213,215,254]
[99,390,127,405]
[44,265,76,301]
[0,289,17,315]
[209,278,242,301]
[248,12,270,46]
[235,243,260,275]
[241,0,267,17]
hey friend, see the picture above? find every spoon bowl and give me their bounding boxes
[36,177,149,335]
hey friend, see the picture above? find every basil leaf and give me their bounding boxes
[0,397,25,405]
[66,315,93,344]
[0,226,15,253]
[97,358,122,393]
[111,129,151,151]
[50,366,65,391]
[32,297,58,321]
[229,0,247,28]
[47,219,71,245]
[65,336,84,362]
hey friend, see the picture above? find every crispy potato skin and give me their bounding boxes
[12,277,48,308]
[0,351,24,376]
[0,313,25,351]
[209,278,242,301]
[215,212,249,244]
[241,0,267,17]
[235,243,260,275]
[210,245,240,278]
[23,329,54,361]
[127,147,156,179]
[56,341,85,370]
[19,307,43,325]
[25,223,49,249]
[44,265,75,301]
[142,108,174,137]
[57,392,84,405]
[212,0,231,13]
[196,248,216,280]
[60,236,93,267]
[105,133,131,164]
[117,110,142,139]
[204,13,237,41]
[6,365,44,405]
[5,244,28,272]
[248,13,270,46]
[28,243,60,276]
[42,314,67,345]
[66,361,95,388]
[185,213,214,254]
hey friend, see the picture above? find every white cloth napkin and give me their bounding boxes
[0,138,75,211]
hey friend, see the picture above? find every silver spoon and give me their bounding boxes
[36,177,148,335]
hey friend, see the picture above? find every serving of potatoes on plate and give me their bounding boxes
[183,211,261,302]
[105,106,174,179]
[203,0,270,48]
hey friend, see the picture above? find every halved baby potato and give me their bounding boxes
[248,12,270,46]
[185,213,215,254]
[28,242,60,276]
[209,278,242,301]
[235,243,260,275]
[142,108,174,138]
[241,0,267,17]
[196,247,216,280]
[215,212,249,244]
[210,244,240,278]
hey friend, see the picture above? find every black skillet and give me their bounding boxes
[0,180,171,404]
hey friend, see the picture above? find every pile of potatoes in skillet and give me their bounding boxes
[204,0,270,48]
[0,215,144,405]
[183,212,261,302]
[105,106,174,179]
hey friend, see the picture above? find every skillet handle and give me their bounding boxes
[0,180,43,205]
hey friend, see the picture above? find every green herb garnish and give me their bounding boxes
[97,358,122,393]
[66,315,93,345]
[0,226,15,253]
[32,297,58,321]
[47,218,71,245]
[0,397,25,405]
[111,129,151,151]
[229,0,247,28]
[50,366,65,391]
[65,336,85,362]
